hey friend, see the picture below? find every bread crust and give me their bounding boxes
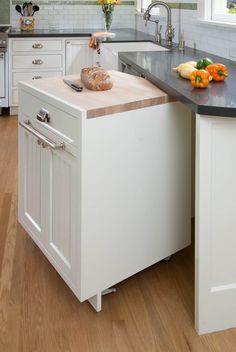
[81,67,113,91]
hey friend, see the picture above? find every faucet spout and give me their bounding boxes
[143,1,174,47]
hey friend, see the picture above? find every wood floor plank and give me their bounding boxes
[0,193,17,350]
[1,115,236,351]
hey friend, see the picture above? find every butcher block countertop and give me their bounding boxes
[20,71,173,118]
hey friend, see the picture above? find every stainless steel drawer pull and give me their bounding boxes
[19,121,65,150]
[32,43,43,49]
[32,59,43,65]
[32,76,43,80]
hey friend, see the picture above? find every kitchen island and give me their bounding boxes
[119,48,236,334]
[18,71,191,315]
[14,24,236,334]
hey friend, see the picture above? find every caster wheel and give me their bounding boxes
[163,255,172,262]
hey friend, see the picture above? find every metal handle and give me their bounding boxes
[19,120,65,150]
[32,59,43,65]
[122,62,143,77]
[32,43,43,49]
[36,108,50,123]
[32,76,43,80]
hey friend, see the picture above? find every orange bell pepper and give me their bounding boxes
[206,63,228,81]
[189,70,211,89]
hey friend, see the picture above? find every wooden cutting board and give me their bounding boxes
[21,70,173,118]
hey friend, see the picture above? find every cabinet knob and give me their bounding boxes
[37,139,41,146]
[37,108,50,123]
[32,76,43,80]
[32,43,43,49]
[66,41,70,44]
[32,59,43,65]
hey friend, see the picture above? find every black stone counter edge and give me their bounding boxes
[8,32,93,38]
[8,28,156,42]
[119,53,236,118]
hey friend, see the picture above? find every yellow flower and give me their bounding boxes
[98,0,120,4]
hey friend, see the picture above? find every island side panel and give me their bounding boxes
[195,114,236,334]
[80,101,192,301]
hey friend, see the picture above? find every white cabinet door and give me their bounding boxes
[195,115,236,334]
[99,44,118,70]
[0,53,5,98]
[44,147,79,285]
[19,120,48,246]
[65,39,94,75]
[19,121,80,287]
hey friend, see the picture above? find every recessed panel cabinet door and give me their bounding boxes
[65,39,94,75]
[45,148,79,285]
[19,126,48,246]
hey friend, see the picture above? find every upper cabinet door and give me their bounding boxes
[65,39,94,75]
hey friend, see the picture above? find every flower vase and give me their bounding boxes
[104,11,113,31]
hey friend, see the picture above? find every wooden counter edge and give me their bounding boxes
[87,95,175,118]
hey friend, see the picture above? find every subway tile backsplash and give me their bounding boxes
[10,3,135,30]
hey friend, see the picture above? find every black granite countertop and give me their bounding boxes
[8,27,236,116]
[119,48,236,117]
[8,28,154,42]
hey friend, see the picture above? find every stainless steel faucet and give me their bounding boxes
[143,1,175,47]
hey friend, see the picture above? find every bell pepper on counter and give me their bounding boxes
[196,57,214,69]
[189,70,211,89]
[205,63,228,81]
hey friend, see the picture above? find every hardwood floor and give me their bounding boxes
[1,115,236,352]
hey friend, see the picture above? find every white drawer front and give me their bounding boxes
[19,90,81,150]
[13,54,63,69]
[12,40,62,52]
[13,71,62,87]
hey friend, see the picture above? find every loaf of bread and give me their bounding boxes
[81,67,113,91]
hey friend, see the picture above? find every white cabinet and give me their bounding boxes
[9,38,65,109]
[18,75,191,312]
[9,36,96,112]
[19,109,80,290]
[45,147,79,284]
[19,120,47,246]
[65,39,95,75]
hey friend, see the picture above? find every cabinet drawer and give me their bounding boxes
[19,90,81,150]
[13,71,62,87]
[12,39,62,52]
[13,54,63,69]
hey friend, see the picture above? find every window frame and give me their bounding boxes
[198,0,236,24]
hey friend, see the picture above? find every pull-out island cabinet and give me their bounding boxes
[18,71,191,311]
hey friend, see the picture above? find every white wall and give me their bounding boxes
[136,4,236,61]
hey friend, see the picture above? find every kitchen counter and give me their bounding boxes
[119,48,236,117]
[20,70,172,118]
[8,27,236,117]
[8,28,154,42]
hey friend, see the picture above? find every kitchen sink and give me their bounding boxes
[100,41,169,70]
[102,41,169,53]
